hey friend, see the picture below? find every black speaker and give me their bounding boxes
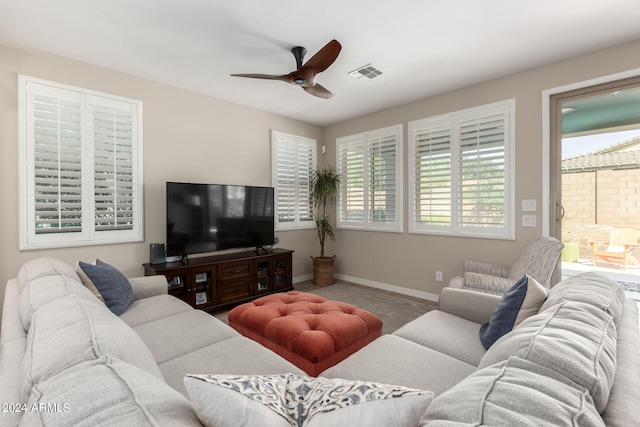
[150,243,165,265]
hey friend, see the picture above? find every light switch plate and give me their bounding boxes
[522,199,537,212]
[522,215,537,227]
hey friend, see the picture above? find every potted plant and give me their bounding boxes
[310,164,341,286]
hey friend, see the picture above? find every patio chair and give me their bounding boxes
[589,228,640,271]
[448,236,564,295]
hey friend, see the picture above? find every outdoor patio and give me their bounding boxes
[562,259,640,302]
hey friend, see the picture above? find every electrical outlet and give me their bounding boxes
[436,271,443,282]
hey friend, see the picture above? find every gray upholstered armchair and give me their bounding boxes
[448,237,564,295]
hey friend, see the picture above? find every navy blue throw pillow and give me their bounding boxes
[77,259,134,315]
[479,275,547,349]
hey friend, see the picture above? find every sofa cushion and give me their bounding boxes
[393,310,487,366]
[21,292,162,401]
[478,300,617,413]
[159,336,305,397]
[19,270,99,331]
[77,259,134,315]
[421,356,604,426]
[320,335,476,396]
[18,257,80,289]
[541,271,625,326]
[479,275,547,349]
[184,373,433,427]
[133,310,239,364]
[21,356,200,427]
[119,294,193,327]
[602,299,640,427]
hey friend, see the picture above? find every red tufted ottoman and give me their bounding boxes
[228,291,383,376]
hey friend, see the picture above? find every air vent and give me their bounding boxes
[348,64,383,79]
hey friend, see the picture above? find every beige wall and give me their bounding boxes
[0,44,321,315]
[324,39,640,298]
[2,39,640,316]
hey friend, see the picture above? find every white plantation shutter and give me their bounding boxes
[31,91,83,234]
[92,102,136,231]
[337,135,365,223]
[409,101,514,238]
[369,133,398,224]
[271,131,316,230]
[20,76,143,249]
[337,125,402,231]
[458,112,507,232]
[409,120,452,231]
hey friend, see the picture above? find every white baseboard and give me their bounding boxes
[335,273,439,303]
[293,273,313,284]
[293,273,440,302]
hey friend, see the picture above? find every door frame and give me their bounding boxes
[542,67,640,236]
[542,67,640,282]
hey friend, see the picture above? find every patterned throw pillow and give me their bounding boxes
[479,275,548,349]
[77,259,134,315]
[184,373,433,427]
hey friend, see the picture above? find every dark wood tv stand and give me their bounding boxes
[143,248,294,312]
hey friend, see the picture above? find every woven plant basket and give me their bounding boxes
[311,255,337,286]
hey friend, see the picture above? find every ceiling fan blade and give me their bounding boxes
[303,83,334,99]
[230,73,290,82]
[302,39,342,74]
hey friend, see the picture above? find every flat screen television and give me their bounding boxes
[166,182,274,256]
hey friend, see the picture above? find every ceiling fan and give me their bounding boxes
[230,39,342,99]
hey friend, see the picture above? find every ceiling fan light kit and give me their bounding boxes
[231,39,342,98]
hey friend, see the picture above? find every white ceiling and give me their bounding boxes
[2,0,640,126]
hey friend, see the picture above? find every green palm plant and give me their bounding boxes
[311,165,341,258]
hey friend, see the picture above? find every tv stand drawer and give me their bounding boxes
[220,280,252,303]
[220,261,251,280]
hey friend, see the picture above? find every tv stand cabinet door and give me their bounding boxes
[189,267,217,309]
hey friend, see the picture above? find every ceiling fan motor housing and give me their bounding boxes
[291,46,307,70]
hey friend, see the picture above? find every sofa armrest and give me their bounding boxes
[462,272,516,295]
[438,287,501,324]
[128,276,168,300]
[462,259,509,277]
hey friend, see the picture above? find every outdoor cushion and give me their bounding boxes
[479,275,547,349]
[184,373,433,427]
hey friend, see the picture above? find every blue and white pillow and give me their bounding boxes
[479,275,548,349]
[184,373,433,427]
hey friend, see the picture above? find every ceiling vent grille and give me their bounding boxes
[349,64,382,79]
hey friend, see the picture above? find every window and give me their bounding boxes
[337,125,403,232]
[271,130,317,230]
[19,76,143,250]
[408,100,515,239]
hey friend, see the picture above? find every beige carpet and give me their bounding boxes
[215,281,437,335]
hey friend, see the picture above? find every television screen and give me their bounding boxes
[166,182,274,256]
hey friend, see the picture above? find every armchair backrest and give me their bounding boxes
[507,237,564,288]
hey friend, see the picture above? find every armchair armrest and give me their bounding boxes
[438,287,501,324]
[462,259,509,278]
[463,272,516,295]
[128,275,168,300]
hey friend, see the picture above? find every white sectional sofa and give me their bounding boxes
[0,258,303,426]
[1,257,639,426]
